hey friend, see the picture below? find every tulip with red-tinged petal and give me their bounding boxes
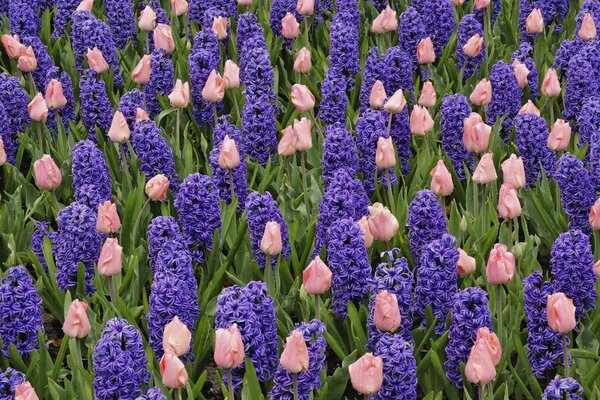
[168,79,190,108]
[589,198,600,230]
[384,89,407,114]
[473,152,497,184]
[368,203,399,241]
[17,46,37,73]
[29,93,49,122]
[278,126,297,156]
[417,37,436,65]
[146,174,170,201]
[474,0,490,9]
[375,137,396,169]
[579,13,597,41]
[470,78,492,106]
[160,350,189,388]
[526,8,544,34]
[541,68,561,97]
[293,118,312,151]
[430,160,453,196]
[497,183,521,219]
[547,293,577,333]
[1,34,23,59]
[369,80,386,109]
[294,47,312,73]
[302,256,332,294]
[291,84,315,112]
[15,381,39,400]
[465,339,496,385]
[163,316,192,357]
[296,0,314,16]
[501,154,525,190]
[518,100,540,116]
[132,55,151,85]
[418,81,436,108]
[97,200,121,234]
[410,105,434,136]
[280,330,310,373]
[62,300,91,339]
[212,17,229,41]
[154,24,175,54]
[260,221,283,256]
[373,290,401,332]
[170,0,189,16]
[458,249,476,276]
[86,47,109,74]
[45,79,67,110]
[202,70,225,103]
[547,119,571,151]
[138,6,157,31]
[357,216,374,248]
[512,59,530,89]
[463,34,484,58]
[218,135,241,169]
[282,13,300,39]
[475,327,502,365]
[214,324,245,369]
[486,243,515,285]
[348,353,383,395]
[371,6,398,34]
[98,238,123,277]
[107,111,130,143]
[223,60,240,89]
[34,155,62,190]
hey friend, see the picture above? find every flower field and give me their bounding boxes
[1,0,600,398]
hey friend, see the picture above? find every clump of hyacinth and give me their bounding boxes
[0,74,30,149]
[321,123,359,188]
[416,0,455,55]
[269,0,296,38]
[514,114,556,186]
[146,217,184,273]
[135,388,166,400]
[0,368,25,398]
[243,46,276,100]
[118,89,145,130]
[399,7,427,66]
[174,173,221,263]
[386,107,412,175]
[329,11,360,90]
[93,318,150,400]
[457,15,485,79]
[314,168,369,255]
[241,92,278,164]
[407,190,448,264]
[553,39,584,77]
[550,230,597,319]
[326,218,372,317]
[512,42,539,98]
[0,266,43,356]
[215,282,278,391]
[523,272,563,378]
[440,94,472,179]
[359,47,384,111]
[144,49,174,117]
[563,54,598,121]
[53,0,80,38]
[336,0,360,24]
[445,287,493,387]
[383,46,414,95]
[577,97,600,153]
[130,120,179,191]
[9,0,40,37]
[189,0,236,25]
[555,153,596,234]
[0,104,17,166]
[189,31,220,126]
[542,376,584,400]
[71,140,112,209]
[367,250,414,349]
[269,320,327,399]
[237,13,267,84]
[152,240,196,289]
[372,333,417,400]
[104,0,136,50]
[245,192,291,269]
[591,129,600,192]
[318,69,348,126]
[21,36,55,93]
[31,221,58,273]
[487,60,523,141]
[80,70,113,140]
[54,202,102,295]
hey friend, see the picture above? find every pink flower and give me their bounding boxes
[368,202,399,241]
[457,248,476,276]
[371,6,398,34]
[154,24,175,54]
[76,0,93,12]
[547,119,571,151]
[260,221,283,256]
[0,137,6,166]
[163,316,192,356]
[160,350,189,388]
[472,152,497,184]
[512,59,530,89]
[238,0,253,5]
[296,0,314,16]
[281,13,300,39]
[145,174,170,201]
[97,238,123,277]
[62,300,91,339]
[33,154,62,190]
[168,79,190,108]
[17,46,37,73]
[357,216,374,248]
[497,183,521,219]
[451,0,465,4]
[202,70,225,103]
[280,330,310,373]
[470,78,492,106]
[290,84,315,112]
[348,353,384,395]
[223,60,240,89]
[501,154,526,190]
[518,100,540,116]
[212,16,229,41]
[475,327,502,365]
[486,243,515,285]
[136,107,150,122]
[170,0,189,16]
[416,37,436,65]
[293,117,312,151]
[28,93,49,122]
[369,80,387,109]
[465,338,496,384]
[384,89,407,114]
[547,293,577,333]
[45,79,67,110]
[409,105,434,136]
[278,126,297,156]
[96,200,121,234]
[463,113,491,153]
[474,0,490,9]
[375,136,396,169]
[541,68,561,97]
[138,6,157,32]
[526,8,544,34]
[462,34,484,58]
[594,259,600,277]
[1,34,24,59]
[86,47,109,74]
[15,381,39,400]
[430,160,453,196]
[373,290,401,332]
[214,324,245,369]
[302,256,332,294]
[218,135,241,169]
[418,81,436,108]
[589,198,600,230]
[131,55,151,85]
[579,12,597,41]
[107,111,131,143]
[294,47,312,73]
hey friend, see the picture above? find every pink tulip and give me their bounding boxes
[375,136,396,169]
[260,221,283,256]
[0,137,6,166]
[416,37,436,65]
[369,80,387,109]
[97,238,123,277]
[475,327,502,365]
[348,353,383,395]
[579,13,597,41]
[357,216,374,248]
[294,47,312,73]
[293,117,312,151]
[518,100,540,116]
[462,34,484,58]
[238,0,253,5]
[368,202,399,242]
[547,293,577,333]
[76,0,93,12]
[28,93,49,122]
[371,6,398,34]
[470,78,492,106]
[589,198,600,230]
[497,183,521,219]
[594,259,600,277]
[486,243,515,285]
[15,381,39,400]
[1,34,24,59]
[457,248,476,276]
[17,46,37,73]
[463,113,491,153]
[168,79,190,108]
[526,8,544,34]
[542,68,561,97]
[96,200,121,234]
[218,135,241,169]
[212,16,229,41]
[86,47,109,74]
[145,174,170,201]
[501,154,526,190]
[474,0,490,9]
[62,300,91,339]
[163,316,192,356]
[302,256,332,294]
[451,0,465,4]
[281,13,300,39]
[296,0,314,16]
[45,79,67,109]
[154,24,175,54]
[418,81,436,108]
[132,55,152,85]
[136,107,150,122]
[160,350,189,388]
[138,6,157,32]
[430,160,454,196]
[223,60,240,89]
[33,154,62,190]
[214,324,245,369]
[465,339,496,384]
[290,84,315,112]
[373,290,401,332]
[384,89,407,114]
[278,126,297,156]
[107,111,131,143]
[409,105,434,136]
[280,330,310,373]
[512,59,530,89]
[472,152,497,184]
[170,0,189,16]
[547,119,571,151]
[202,70,225,103]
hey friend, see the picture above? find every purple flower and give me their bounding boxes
[457,15,485,79]
[383,46,414,95]
[553,39,584,76]
[577,97,600,153]
[321,123,359,188]
[147,217,184,273]
[53,0,79,38]
[0,104,16,165]
[144,49,174,117]
[563,54,598,121]
[189,30,220,126]
[118,89,145,130]
[0,368,25,399]
[514,114,556,186]
[440,94,472,179]
[407,189,448,263]
[80,70,113,140]
[317,68,348,125]
[417,0,455,56]
[104,0,136,50]
[243,46,276,100]
[0,73,30,145]
[135,388,167,400]
[9,0,40,37]
[31,221,58,273]
[189,0,236,25]
[398,7,427,67]
[237,13,267,84]
[511,42,539,99]
[542,376,583,400]
[590,129,600,192]
[335,0,360,24]
[45,69,77,129]
[329,11,360,90]
[487,60,523,141]
[372,333,417,400]
[21,36,56,92]
[242,92,278,165]
[359,47,384,112]
[71,139,112,209]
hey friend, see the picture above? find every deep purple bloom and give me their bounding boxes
[118,89,145,130]
[147,216,184,273]
[514,114,556,186]
[542,376,583,400]
[71,139,112,209]
[45,69,77,129]
[563,54,598,121]
[237,13,267,84]
[104,0,136,50]
[372,333,417,400]
[554,39,585,76]
[577,97,600,154]
[135,388,167,400]
[243,46,276,100]
[318,68,348,126]
[407,189,448,263]
[0,104,16,165]
[9,0,40,37]
[457,15,485,79]
[189,30,220,126]
[398,7,426,66]
[144,49,174,117]
[321,123,359,188]
[21,36,55,93]
[335,0,360,24]
[590,128,600,192]
[383,46,414,95]
[487,60,523,141]
[512,42,539,98]
[417,0,455,55]
[329,11,360,90]
[80,70,113,140]
[189,0,236,24]
[0,73,30,148]
[359,47,384,112]
[53,0,80,38]
[31,221,58,273]
[0,368,25,399]
[241,92,278,165]
[440,94,472,179]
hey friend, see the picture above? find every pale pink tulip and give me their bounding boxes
[541,68,561,97]
[62,300,91,339]
[501,154,526,190]
[486,243,515,285]
[518,100,540,116]
[154,24,175,54]
[293,117,312,151]
[138,6,157,32]
[526,8,544,34]
[369,80,387,109]
[371,6,398,34]
[589,198,600,230]
[223,60,240,89]
[214,324,245,369]
[348,353,383,395]
[45,79,67,109]
[281,13,300,39]
[472,152,497,184]
[462,34,484,58]
[470,78,492,106]
[465,339,496,384]
[302,256,332,294]
[218,135,241,169]
[416,37,436,65]
[547,119,571,151]
[97,238,123,277]
[294,47,312,73]
[296,0,315,16]
[280,330,309,373]
[368,203,399,241]
[33,154,62,190]
[160,350,189,388]
[384,89,407,114]
[260,221,283,256]
[290,84,315,112]
[146,174,170,201]
[373,290,401,332]
[547,293,577,333]
[17,46,37,73]
[410,105,434,136]
[457,249,476,276]
[418,81,436,108]
[168,79,190,108]
[512,59,530,88]
[375,137,396,169]
[1,34,23,59]
[430,160,453,196]
[96,200,121,234]
[278,126,297,156]
[212,16,229,41]
[132,55,151,85]
[15,381,39,400]
[202,70,225,103]
[170,0,189,16]
[86,47,109,74]
[497,183,521,219]
[107,111,130,143]
[357,216,374,248]
[163,316,192,357]
[579,13,597,41]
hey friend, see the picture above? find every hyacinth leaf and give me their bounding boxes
[321,351,357,400]
[241,357,264,400]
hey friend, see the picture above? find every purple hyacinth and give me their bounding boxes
[237,13,267,84]
[318,68,348,126]
[144,49,174,117]
[189,30,220,126]
[216,282,278,391]
[80,70,113,140]
[440,94,472,179]
[241,92,278,165]
[550,230,597,319]
[0,266,43,356]
[514,114,556,186]
[590,129,600,192]
[9,0,40,37]
[445,287,493,387]
[243,46,276,100]
[71,139,112,209]
[367,249,414,349]
[329,11,360,90]
[407,189,448,263]
[372,333,417,400]
[386,109,413,172]
[104,0,136,50]
[130,119,179,191]
[269,0,297,38]
[577,97,600,152]
[269,320,327,399]
[487,60,523,141]
[414,234,459,334]
[457,15,485,79]
[152,239,197,285]
[174,173,222,263]
[326,218,372,317]
[0,104,16,166]
[245,192,291,270]
[398,7,427,66]
[512,43,539,98]
[359,47,384,112]
[146,216,184,273]
[53,0,79,38]
[118,89,145,130]
[189,0,236,24]
[523,272,563,378]
[45,69,77,129]
[383,46,414,95]
[0,368,25,398]
[553,39,585,76]
[418,0,455,56]
[135,388,166,400]
[555,153,596,234]
[93,318,150,400]
[0,73,30,143]
[314,168,369,255]
[21,36,56,93]
[542,376,583,400]
[474,0,501,23]
[31,221,58,273]
[321,123,359,188]
[335,0,360,23]
[563,54,598,121]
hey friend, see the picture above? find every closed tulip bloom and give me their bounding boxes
[470,78,492,106]
[486,243,515,285]
[293,117,312,151]
[541,68,561,97]
[463,34,484,58]
[547,293,577,333]
[475,327,502,365]
[238,0,253,5]
[357,216,374,248]
[15,382,39,400]
[547,119,571,151]
[373,290,401,332]
[282,13,300,39]
[212,17,229,41]
[474,0,490,9]
[136,107,150,121]
[464,113,491,153]
[0,137,6,166]
[17,46,37,72]
[34,155,62,190]
[291,84,315,112]
[86,47,109,74]
[160,350,189,388]
[278,126,297,156]
[168,79,190,108]
[371,6,398,34]
[145,174,170,201]
[417,37,436,65]
[594,259,600,276]
[62,300,91,339]
[512,59,530,89]
[384,89,407,114]
[294,47,312,73]
[280,330,310,373]
[579,13,596,41]
[170,0,189,16]
[368,202,399,241]
[348,353,383,395]
[375,136,396,169]
[526,8,544,33]
[28,93,49,122]
[223,60,240,89]
[472,152,497,184]
[430,160,453,196]
[1,34,24,59]
[465,339,496,384]
[132,55,152,85]
[218,135,241,169]
[369,80,387,109]
[410,105,434,136]
[97,200,121,234]
[45,79,67,110]
[154,24,175,54]
[163,316,192,356]
[589,198,600,230]
[296,0,314,16]
[501,154,526,190]
[497,183,521,219]
[302,256,332,294]
[76,0,93,12]
[451,0,465,4]
[457,248,476,276]
[202,70,225,103]
[260,221,283,256]
[418,81,437,108]
[107,111,131,143]
[518,100,540,116]
[214,324,245,369]
[138,6,157,31]
[98,238,123,277]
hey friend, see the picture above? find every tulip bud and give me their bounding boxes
[465,339,496,385]
[373,290,401,332]
[33,154,62,190]
[486,243,515,285]
[589,198,600,230]
[145,174,170,201]
[497,183,521,219]
[384,89,407,114]
[202,70,225,103]
[357,216,374,248]
[501,154,526,190]
[159,350,189,388]
[430,160,453,196]
[138,6,157,32]
[212,16,229,41]
[518,100,540,116]
[214,324,245,369]
[281,13,300,39]
[368,202,399,241]
[369,80,387,109]
[17,46,37,72]
[472,152,497,184]
[296,0,314,16]
[223,60,240,89]
[462,34,484,58]
[579,13,597,41]
[541,68,561,97]
[348,353,383,395]
[107,111,131,143]
[260,221,283,256]
[463,113,491,153]
[302,256,332,294]
[1,34,24,59]
[163,316,192,357]
[154,24,175,54]
[168,79,190,108]
[280,330,309,373]
[416,37,436,65]
[170,0,189,16]
[136,107,150,122]
[293,117,312,151]
[474,0,490,9]
[547,119,571,151]
[132,55,151,85]
[96,200,121,234]
[218,135,241,169]
[294,47,312,73]
[512,59,530,89]
[28,93,48,122]
[547,293,577,333]
[15,381,39,400]
[418,81,436,108]
[76,0,93,12]
[470,78,492,106]
[86,47,109,74]
[526,8,544,34]
[290,84,315,112]
[410,105,434,136]
[98,238,123,277]
[45,79,67,110]
[278,126,297,156]
[475,327,502,365]
[375,136,396,169]
[371,6,398,34]
[62,300,91,339]
[457,248,476,276]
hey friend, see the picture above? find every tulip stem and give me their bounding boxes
[176,108,181,151]
[386,170,395,214]
[488,382,494,399]
[300,152,310,214]
[293,373,299,400]
[227,368,234,400]
[51,190,60,216]
[132,197,151,247]
[213,103,219,127]
[478,384,484,400]
[550,97,554,124]
[563,333,570,377]
[308,110,322,137]
[264,254,274,296]
[232,92,242,122]
[75,338,83,368]
[364,395,369,400]
[107,275,117,306]
[28,72,36,96]
[386,112,393,137]
[313,293,320,320]
[481,185,488,234]
[507,218,513,252]
[473,181,478,222]
[496,285,503,343]
[37,121,44,154]
[118,143,128,173]
[174,388,180,400]
[228,169,236,202]
[145,32,150,54]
